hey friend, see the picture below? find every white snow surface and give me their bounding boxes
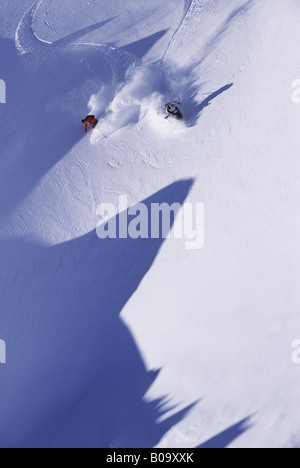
[0,0,300,448]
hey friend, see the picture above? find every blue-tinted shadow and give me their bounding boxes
[198,83,234,113]
[0,180,196,448]
[54,17,118,45]
[122,29,169,59]
[183,83,234,127]
[197,417,252,448]
[0,35,111,219]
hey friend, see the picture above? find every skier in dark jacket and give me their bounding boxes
[164,102,183,120]
[82,115,98,133]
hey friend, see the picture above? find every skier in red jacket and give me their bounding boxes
[82,115,98,133]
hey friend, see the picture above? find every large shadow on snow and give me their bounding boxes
[0,180,196,448]
[0,35,112,219]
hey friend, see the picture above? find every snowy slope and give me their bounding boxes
[0,0,300,448]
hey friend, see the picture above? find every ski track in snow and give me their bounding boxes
[15,1,44,54]
[17,0,138,74]
[16,0,197,144]
[161,0,194,61]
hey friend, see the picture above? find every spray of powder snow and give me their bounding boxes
[89,64,187,143]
